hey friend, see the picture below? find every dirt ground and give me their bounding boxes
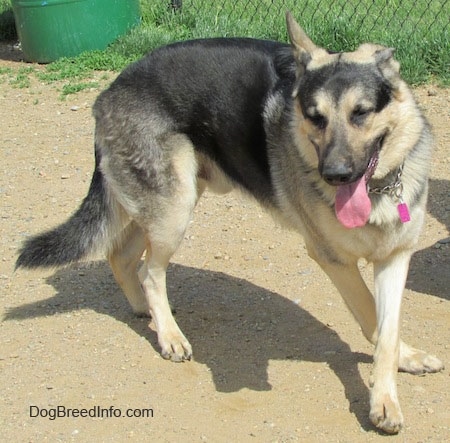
[0,48,449,442]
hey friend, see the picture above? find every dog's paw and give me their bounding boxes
[399,342,444,374]
[159,331,192,363]
[369,394,403,434]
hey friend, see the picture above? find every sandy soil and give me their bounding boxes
[0,51,449,442]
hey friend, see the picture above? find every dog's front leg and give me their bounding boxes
[370,251,411,434]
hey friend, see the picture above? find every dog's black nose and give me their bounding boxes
[321,164,353,186]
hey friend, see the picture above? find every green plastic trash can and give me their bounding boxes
[12,0,141,63]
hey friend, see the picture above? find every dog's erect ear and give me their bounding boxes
[286,11,317,57]
[286,11,320,97]
[286,11,317,71]
[374,47,401,89]
[286,12,326,97]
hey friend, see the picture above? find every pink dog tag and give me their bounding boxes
[397,202,410,223]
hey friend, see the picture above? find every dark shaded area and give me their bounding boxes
[0,7,17,41]
[5,262,374,430]
[0,41,23,62]
[407,178,450,300]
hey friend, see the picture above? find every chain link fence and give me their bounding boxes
[170,0,449,44]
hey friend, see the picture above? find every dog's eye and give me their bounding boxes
[307,113,327,129]
[351,107,372,125]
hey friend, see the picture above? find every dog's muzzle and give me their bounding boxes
[321,134,385,186]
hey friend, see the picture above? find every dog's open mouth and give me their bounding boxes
[334,138,383,229]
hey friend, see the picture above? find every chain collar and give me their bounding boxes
[368,164,404,200]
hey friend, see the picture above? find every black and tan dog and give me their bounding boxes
[16,12,443,433]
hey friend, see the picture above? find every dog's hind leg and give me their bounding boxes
[139,233,192,362]
[135,145,201,362]
[108,173,207,323]
[138,199,198,361]
[108,221,148,316]
[100,130,201,361]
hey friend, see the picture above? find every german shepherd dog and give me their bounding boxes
[16,13,443,433]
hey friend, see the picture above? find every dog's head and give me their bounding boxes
[285,12,422,228]
[286,12,404,185]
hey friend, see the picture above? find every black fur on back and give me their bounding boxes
[107,38,296,204]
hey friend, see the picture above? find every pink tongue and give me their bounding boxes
[335,176,371,228]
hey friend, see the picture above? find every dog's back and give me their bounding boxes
[94,38,294,202]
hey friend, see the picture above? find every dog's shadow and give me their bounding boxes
[407,178,450,300]
[6,262,373,430]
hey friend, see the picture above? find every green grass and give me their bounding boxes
[60,81,100,96]
[0,0,448,89]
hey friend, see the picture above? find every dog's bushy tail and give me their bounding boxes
[16,148,118,269]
